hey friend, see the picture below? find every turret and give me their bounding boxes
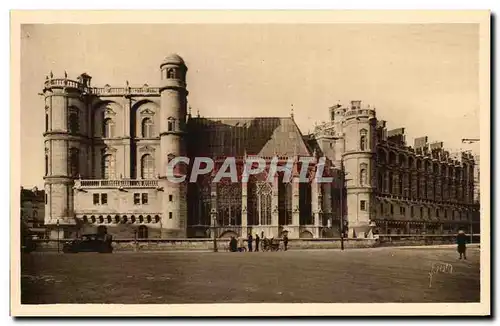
[341,100,377,238]
[158,54,189,237]
[42,72,89,238]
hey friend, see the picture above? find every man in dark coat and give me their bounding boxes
[457,230,468,259]
[283,234,289,251]
[247,234,253,252]
[255,234,260,252]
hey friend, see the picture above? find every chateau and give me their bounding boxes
[42,54,480,240]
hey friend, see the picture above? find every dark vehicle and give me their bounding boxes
[21,235,37,253]
[262,238,281,251]
[62,234,113,253]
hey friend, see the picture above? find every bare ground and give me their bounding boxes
[20,246,480,304]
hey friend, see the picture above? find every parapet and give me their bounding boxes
[43,72,160,97]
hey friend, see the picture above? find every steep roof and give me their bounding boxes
[188,117,311,157]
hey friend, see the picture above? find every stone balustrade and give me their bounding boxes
[75,179,159,188]
[44,78,160,96]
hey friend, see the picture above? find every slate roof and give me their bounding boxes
[187,117,311,158]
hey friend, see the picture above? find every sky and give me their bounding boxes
[20,23,480,188]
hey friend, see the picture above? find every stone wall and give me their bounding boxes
[31,234,480,252]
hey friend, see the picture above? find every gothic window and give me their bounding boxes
[103,118,114,138]
[138,225,148,239]
[45,113,49,132]
[257,182,272,225]
[360,163,367,186]
[216,181,242,226]
[45,154,48,176]
[388,172,393,193]
[69,148,79,177]
[68,107,79,134]
[102,154,115,179]
[360,129,367,151]
[141,118,154,138]
[140,154,154,179]
[167,118,175,132]
[167,68,176,79]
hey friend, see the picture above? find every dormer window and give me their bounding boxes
[167,68,176,79]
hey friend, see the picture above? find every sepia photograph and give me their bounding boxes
[10,10,491,317]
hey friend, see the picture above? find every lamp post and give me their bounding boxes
[212,214,218,252]
[56,219,60,253]
[338,162,352,251]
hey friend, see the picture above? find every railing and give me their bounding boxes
[44,78,160,96]
[44,78,84,90]
[75,179,159,188]
[345,109,376,117]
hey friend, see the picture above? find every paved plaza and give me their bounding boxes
[20,246,480,304]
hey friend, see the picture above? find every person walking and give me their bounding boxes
[457,230,468,260]
[283,233,289,251]
[255,234,260,252]
[247,234,253,252]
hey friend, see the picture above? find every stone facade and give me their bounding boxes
[42,54,480,240]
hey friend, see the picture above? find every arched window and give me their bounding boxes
[399,154,406,168]
[167,118,175,132]
[45,113,49,132]
[398,174,404,195]
[388,172,394,193]
[141,154,154,179]
[45,154,49,176]
[360,129,367,151]
[102,154,115,179]
[138,225,148,239]
[141,118,154,138]
[360,163,367,186]
[69,148,79,177]
[68,107,79,134]
[103,118,114,138]
[389,152,397,165]
[167,68,176,79]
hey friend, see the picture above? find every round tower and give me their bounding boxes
[43,73,89,238]
[341,100,377,238]
[158,54,189,237]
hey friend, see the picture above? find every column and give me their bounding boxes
[241,180,248,236]
[271,175,279,237]
[311,177,320,238]
[210,175,218,237]
[291,175,300,238]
